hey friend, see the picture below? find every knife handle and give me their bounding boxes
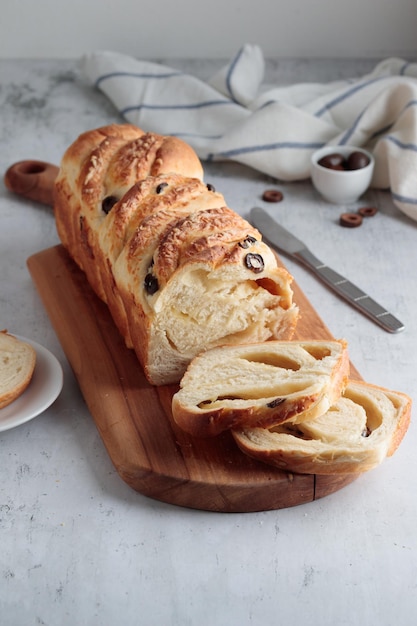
[295,249,404,333]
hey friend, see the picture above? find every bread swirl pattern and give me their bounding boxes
[232,380,411,474]
[54,124,298,385]
[171,340,349,437]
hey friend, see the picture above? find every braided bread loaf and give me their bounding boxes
[54,124,298,385]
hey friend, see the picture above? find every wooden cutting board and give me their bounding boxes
[27,245,362,513]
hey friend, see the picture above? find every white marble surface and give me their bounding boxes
[1,58,416,626]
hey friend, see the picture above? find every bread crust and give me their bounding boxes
[232,380,412,474]
[171,339,349,437]
[54,124,204,301]
[0,331,36,409]
[54,124,299,385]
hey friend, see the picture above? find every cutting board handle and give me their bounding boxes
[4,160,59,207]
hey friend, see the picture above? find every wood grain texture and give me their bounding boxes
[4,160,59,206]
[27,245,361,512]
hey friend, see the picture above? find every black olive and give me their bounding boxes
[144,273,159,295]
[266,398,286,408]
[156,182,168,194]
[346,151,370,170]
[245,253,264,273]
[206,183,216,192]
[358,206,378,218]
[262,189,284,202]
[317,153,345,170]
[102,195,118,214]
[238,235,257,249]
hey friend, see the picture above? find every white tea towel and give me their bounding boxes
[81,45,417,221]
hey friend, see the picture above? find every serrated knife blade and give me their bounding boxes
[250,206,404,333]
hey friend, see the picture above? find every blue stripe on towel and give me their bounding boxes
[338,110,365,145]
[399,62,412,75]
[386,135,417,207]
[121,99,235,115]
[95,70,182,88]
[385,135,417,153]
[207,140,325,160]
[370,123,396,140]
[315,76,391,117]
[392,190,417,205]
[339,98,417,145]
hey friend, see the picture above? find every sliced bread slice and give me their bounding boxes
[232,380,411,474]
[172,339,349,437]
[0,331,36,409]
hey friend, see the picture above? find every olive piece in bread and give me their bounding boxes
[232,380,411,474]
[171,339,349,437]
[54,124,299,385]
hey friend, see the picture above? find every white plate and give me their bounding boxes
[0,335,63,432]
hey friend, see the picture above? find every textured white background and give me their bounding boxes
[1,0,417,59]
[1,57,416,626]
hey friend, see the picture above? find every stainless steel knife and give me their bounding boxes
[250,206,404,333]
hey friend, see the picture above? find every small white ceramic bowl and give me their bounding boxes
[311,145,375,204]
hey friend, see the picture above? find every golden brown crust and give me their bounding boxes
[154,206,258,286]
[0,331,36,409]
[54,125,204,301]
[53,124,299,385]
[100,174,227,352]
[232,380,412,474]
[171,340,349,437]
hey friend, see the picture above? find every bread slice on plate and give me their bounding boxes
[171,339,349,437]
[232,380,412,474]
[0,331,36,409]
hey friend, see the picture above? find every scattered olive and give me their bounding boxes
[358,206,378,217]
[339,206,379,228]
[206,183,216,192]
[339,212,363,228]
[262,189,284,203]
